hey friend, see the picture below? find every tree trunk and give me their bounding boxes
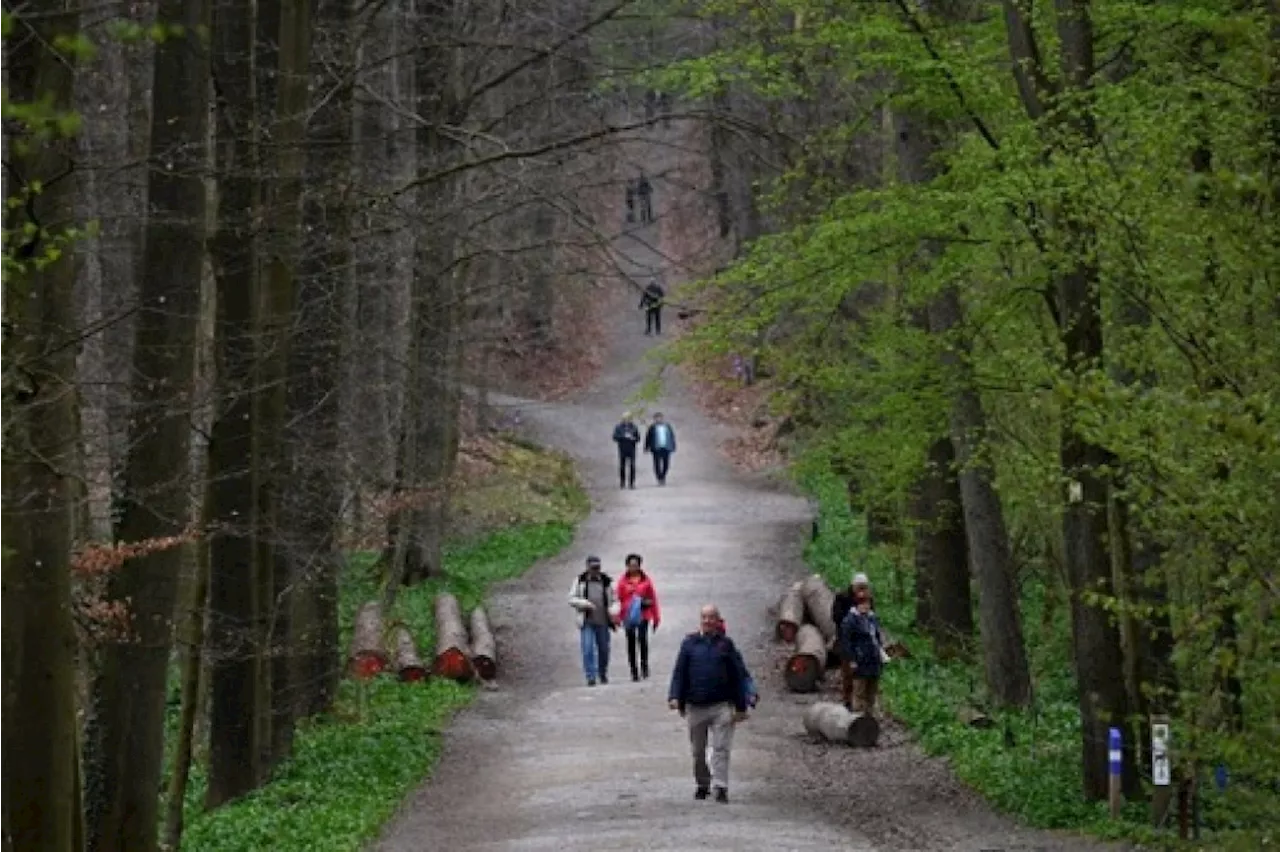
[206,0,267,807]
[163,504,211,851]
[909,436,973,658]
[260,0,315,772]
[2,4,85,848]
[928,285,1032,707]
[82,0,210,846]
[287,0,352,720]
[1000,0,1136,799]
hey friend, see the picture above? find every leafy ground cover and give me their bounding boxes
[171,439,586,851]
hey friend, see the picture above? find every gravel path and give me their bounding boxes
[372,226,1120,852]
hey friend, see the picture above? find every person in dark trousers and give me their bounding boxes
[839,583,886,715]
[612,412,641,489]
[567,556,618,686]
[668,604,751,803]
[832,571,871,710]
[639,278,665,335]
[616,554,661,680]
[636,173,653,223]
[643,412,676,485]
[625,180,636,223]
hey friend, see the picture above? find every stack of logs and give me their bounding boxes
[346,593,500,685]
[775,573,909,749]
[776,574,838,694]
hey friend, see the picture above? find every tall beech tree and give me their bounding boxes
[82,0,213,846]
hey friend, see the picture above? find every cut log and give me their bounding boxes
[389,625,428,682]
[803,701,882,747]
[431,593,475,683]
[469,606,497,681]
[785,624,827,693]
[776,582,804,643]
[882,629,911,660]
[957,705,995,729]
[348,601,389,680]
[800,573,838,640]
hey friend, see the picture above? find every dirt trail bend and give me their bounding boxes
[373,228,1114,852]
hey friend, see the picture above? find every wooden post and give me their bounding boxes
[1109,727,1123,819]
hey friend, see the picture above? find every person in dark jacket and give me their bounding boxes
[643,412,677,485]
[639,278,665,335]
[668,604,752,802]
[832,571,871,709]
[612,412,641,489]
[838,585,885,714]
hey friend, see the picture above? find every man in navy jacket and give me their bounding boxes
[668,604,751,802]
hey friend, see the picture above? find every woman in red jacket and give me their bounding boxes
[616,553,661,681]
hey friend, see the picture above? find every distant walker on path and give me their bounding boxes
[668,604,752,803]
[612,412,641,489]
[643,412,677,485]
[567,556,619,686]
[639,278,665,335]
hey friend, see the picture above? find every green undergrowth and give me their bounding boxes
[451,438,589,538]
[178,522,576,851]
[800,471,1273,851]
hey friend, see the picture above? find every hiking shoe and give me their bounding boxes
[694,787,710,800]
[641,664,649,679]
[714,788,728,803]
[631,671,640,682]
[599,674,609,685]
[587,679,596,687]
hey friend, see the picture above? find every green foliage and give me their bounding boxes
[802,471,1277,848]
[176,522,576,851]
[663,0,1278,836]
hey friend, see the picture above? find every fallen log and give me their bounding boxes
[957,705,995,729]
[882,629,911,660]
[785,624,827,693]
[348,601,389,680]
[803,701,881,748]
[776,582,805,643]
[800,573,838,640]
[469,606,497,681]
[432,593,475,683]
[389,624,428,682]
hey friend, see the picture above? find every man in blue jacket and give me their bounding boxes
[643,412,677,486]
[668,604,751,802]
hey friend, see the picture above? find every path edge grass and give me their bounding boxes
[175,451,586,851]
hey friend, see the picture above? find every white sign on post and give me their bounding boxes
[1151,722,1171,786]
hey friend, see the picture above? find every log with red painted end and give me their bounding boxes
[389,624,428,682]
[432,593,475,683]
[469,606,497,681]
[784,624,827,693]
[776,582,804,643]
[347,601,390,680]
[800,573,838,641]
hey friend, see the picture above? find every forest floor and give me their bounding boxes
[371,220,1125,851]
